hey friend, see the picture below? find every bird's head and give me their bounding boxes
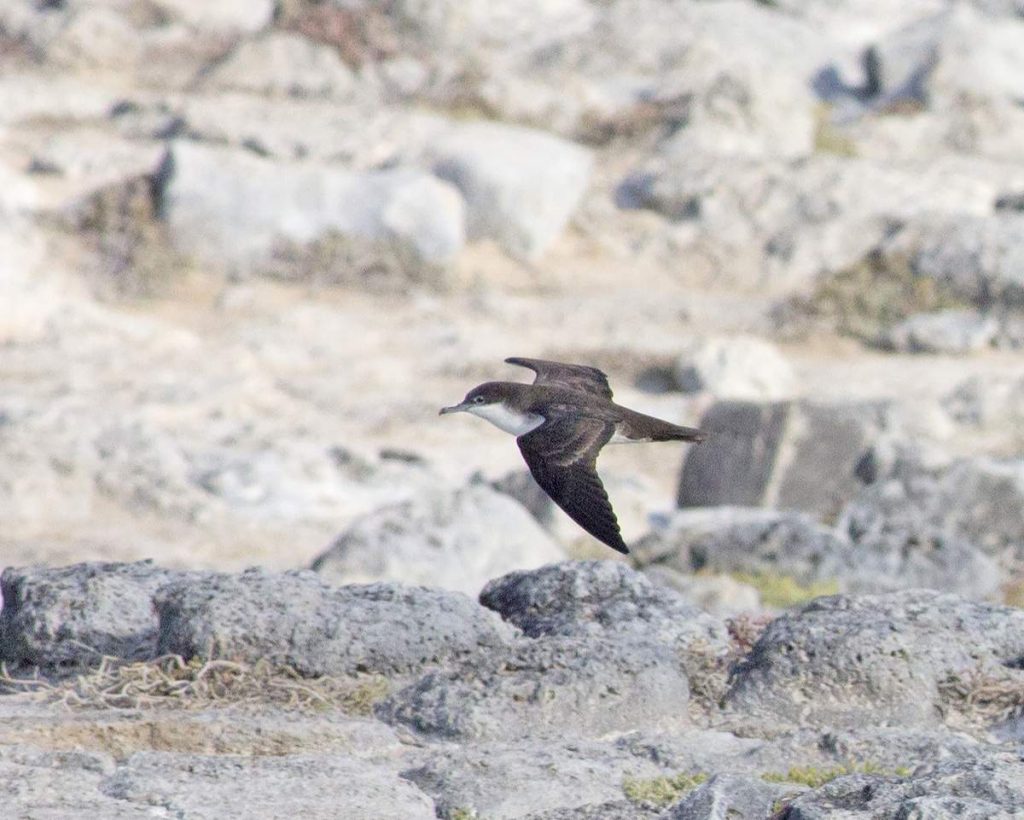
[439,382,508,416]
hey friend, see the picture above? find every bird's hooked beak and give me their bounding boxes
[439,402,468,416]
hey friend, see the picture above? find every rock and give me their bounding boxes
[0,746,131,819]
[637,504,1002,601]
[882,214,1024,309]
[839,453,1024,565]
[782,749,1024,820]
[867,5,1024,108]
[724,589,1024,729]
[662,773,782,820]
[641,565,762,618]
[677,400,889,521]
[376,635,690,741]
[674,335,796,400]
[206,33,356,100]
[479,560,728,654]
[153,0,274,35]
[647,1,823,161]
[400,739,665,819]
[626,153,999,293]
[880,308,998,353]
[634,507,851,586]
[0,561,186,668]
[160,140,465,273]
[943,373,1024,430]
[155,568,514,676]
[311,484,565,596]
[100,751,436,819]
[427,121,592,260]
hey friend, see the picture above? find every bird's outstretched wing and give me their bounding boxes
[516,414,628,554]
[506,357,613,400]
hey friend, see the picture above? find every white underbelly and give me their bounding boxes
[469,403,545,436]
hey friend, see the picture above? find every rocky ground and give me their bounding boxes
[2,0,1024,817]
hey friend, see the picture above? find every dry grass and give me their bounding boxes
[622,771,707,808]
[0,655,389,715]
[939,665,1024,726]
[775,251,965,343]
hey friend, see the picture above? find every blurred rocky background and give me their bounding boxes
[2,0,1024,817]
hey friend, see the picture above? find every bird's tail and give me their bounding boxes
[654,422,705,443]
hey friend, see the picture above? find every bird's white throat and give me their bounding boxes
[468,402,545,436]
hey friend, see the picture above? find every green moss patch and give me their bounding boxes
[623,771,708,808]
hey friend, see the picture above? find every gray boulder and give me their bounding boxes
[100,751,435,819]
[637,505,1001,601]
[724,589,1024,729]
[155,568,515,676]
[675,335,796,401]
[0,561,187,667]
[160,140,465,273]
[782,749,1024,820]
[400,739,666,819]
[0,746,134,819]
[376,635,690,741]
[883,214,1024,309]
[427,121,592,260]
[205,33,356,100]
[838,453,1024,565]
[662,773,783,820]
[479,560,728,654]
[880,308,998,353]
[677,399,888,521]
[311,484,565,596]
[152,0,274,34]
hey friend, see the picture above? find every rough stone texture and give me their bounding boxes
[0,746,140,819]
[100,751,436,819]
[376,635,690,741]
[0,561,186,667]
[428,121,592,260]
[880,308,998,354]
[884,214,1024,309]
[479,560,728,654]
[155,568,515,676]
[161,140,466,272]
[400,739,665,819]
[782,749,1024,820]
[640,565,762,618]
[724,590,1024,729]
[206,33,356,100]
[838,453,1024,565]
[153,0,274,34]
[678,400,889,521]
[636,504,1001,600]
[311,483,565,595]
[662,773,783,820]
[675,335,796,400]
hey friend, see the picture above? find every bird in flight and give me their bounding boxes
[440,357,704,554]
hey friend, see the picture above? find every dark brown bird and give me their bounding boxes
[440,357,703,554]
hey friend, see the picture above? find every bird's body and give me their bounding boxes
[440,357,703,554]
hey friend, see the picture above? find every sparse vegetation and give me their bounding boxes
[730,571,839,609]
[262,230,447,293]
[762,762,911,788]
[0,655,390,714]
[939,665,1024,725]
[776,251,966,343]
[622,771,707,808]
[813,104,857,158]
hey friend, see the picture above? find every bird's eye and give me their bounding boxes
[472,396,485,404]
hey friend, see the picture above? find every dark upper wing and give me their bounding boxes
[505,357,613,400]
[516,415,628,554]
